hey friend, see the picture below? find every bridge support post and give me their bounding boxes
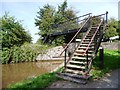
[99,47,104,69]
[64,48,67,69]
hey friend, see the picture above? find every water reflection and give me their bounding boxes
[2,60,63,88]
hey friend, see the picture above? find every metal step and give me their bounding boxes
[69,60,87,65]
[66,64,86,69]
[72,56,91,60]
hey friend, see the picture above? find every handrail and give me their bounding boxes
[52,13,92,27]
[60,16,91,56]
[82,18,104,56]
[92,11,108,18]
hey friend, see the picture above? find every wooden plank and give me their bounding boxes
[74,53,93,57]
[80,44,94,46]
[76,50,94,53]
[56,73,87,84]
[65,69,84,74]
[72,56,91,60]
[69,60,87,64]
[66,64,86,69]
[62,73,90,80]
[78,47,94,49]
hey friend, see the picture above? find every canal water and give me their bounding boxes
[2,60,63,88]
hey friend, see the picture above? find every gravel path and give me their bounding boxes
[48,69,120,88]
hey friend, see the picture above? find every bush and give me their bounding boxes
[2,43,50,64]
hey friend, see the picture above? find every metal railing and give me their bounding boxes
[60,15,92,69]
[83,11,108,74]
[51,13,92,35]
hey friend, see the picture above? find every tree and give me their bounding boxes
[35,4,55,37]
[35,0,77,45]
[105,18,119,38]
[0,13,32,48]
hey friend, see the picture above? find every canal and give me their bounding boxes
[2,60,63,88]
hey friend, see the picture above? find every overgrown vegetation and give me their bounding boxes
[0,12,32,48]
[2,43,50,64]
[0,13,52,64]
[104,18,120,38]
[91,49,120,79]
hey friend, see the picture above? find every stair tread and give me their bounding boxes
[74,53,93,56]
[72,56,91,60]
[80,44,94,46]
[64,69,85,74]
[86,35,93,36]
[76,50,85,52]
[83,39,91,40]
[76,39,81,42]
[76,50,94,53]
[61,73,90,79]
[69,60,87,64]
[56,73,87,84]
[78,47,94,49]
[83,39,91,41]
[91,26,98,28]
[85,37,92,39]
[67,64,85,69]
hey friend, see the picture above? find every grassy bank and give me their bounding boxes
[91,49,120,79]
[8,49,120,89]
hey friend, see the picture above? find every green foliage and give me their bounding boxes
[52,36,65,46]
[105,18,119,38]
[91,16,101,26]
[0,12,32,48]
[35,0,77,45]
[2,43,50,64]
[2,48,11,64]
[35,4,55,36]
[91,49,120,79]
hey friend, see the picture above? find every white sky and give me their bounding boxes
[0,0,119,43]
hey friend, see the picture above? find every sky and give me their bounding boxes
[0,0,119,43]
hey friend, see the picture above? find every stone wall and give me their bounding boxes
[36,43,77,60]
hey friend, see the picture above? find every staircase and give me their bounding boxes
[56,12,108,84]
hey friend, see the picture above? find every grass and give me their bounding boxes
[8,49,120,89]
[91,49,120,79]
